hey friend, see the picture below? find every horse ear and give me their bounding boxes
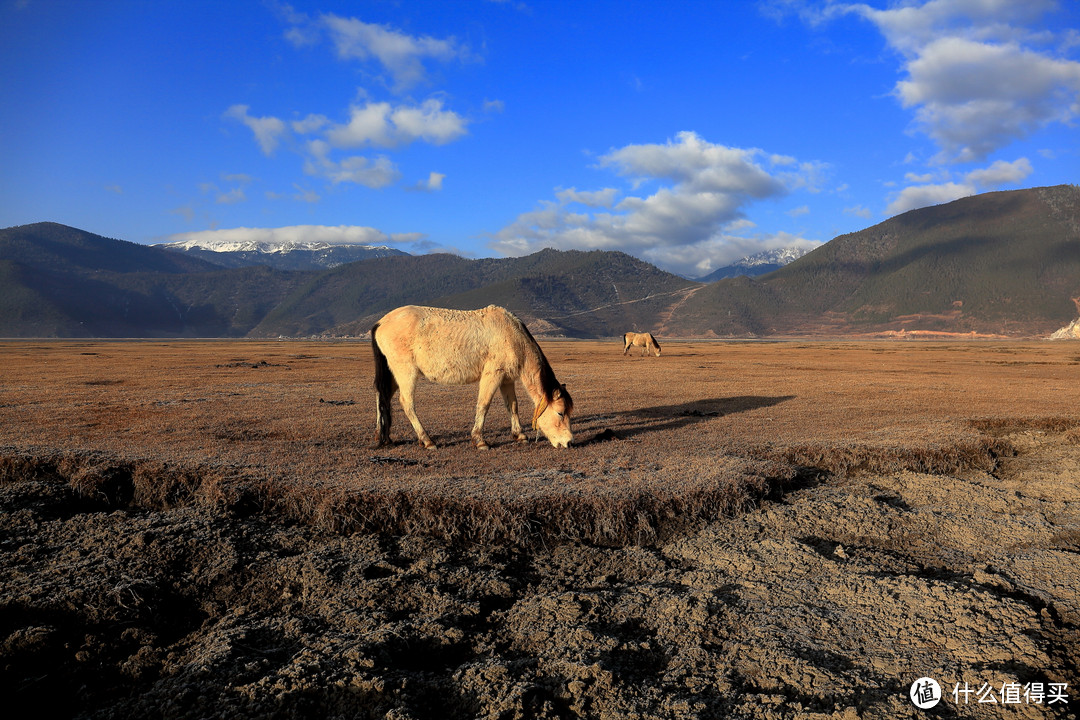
[552,387,562,400]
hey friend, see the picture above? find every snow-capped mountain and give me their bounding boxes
[159,237,397,254]
[732,246,810,269]
[155,237,409,271]
[697,245,813,282]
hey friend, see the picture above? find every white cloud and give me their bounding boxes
[614,188,744,245]
[391,100,468,144]
[491,131,824,276]
[886,181,974,216]
[898,37,1080,162]
[886,156,1033,215]
[409,171,446,192]
[303,140,400,188]
[965,157,1033,186]
[658,232,821,278]
[170,205,195,223]
[323,15,467,90]
[224,11,472,197]
[845,0,1056,53]
[162,225,423,249]
[291,184,320,203]
[555,187,618,207]
[225,98,464,190]
[835,0,1080,163]
[424,172,446,191]
[904,172,937,183]
[322,99,467,148]
[198,173,252,205]
[292,114,329,134]
[216,187,246,205]
[224,105,287,156]
[285,11,471,92]
[599,131,786,197]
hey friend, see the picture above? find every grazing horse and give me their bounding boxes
[371,305,573,449]
[623,332,661,357]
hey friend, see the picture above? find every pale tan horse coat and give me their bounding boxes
[623,331,661,357]
[372,305,573,449]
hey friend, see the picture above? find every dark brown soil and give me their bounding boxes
[1,340,1078,718]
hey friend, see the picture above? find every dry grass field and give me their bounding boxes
[1,339,1078,718]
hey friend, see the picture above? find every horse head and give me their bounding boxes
[532,384,573,448]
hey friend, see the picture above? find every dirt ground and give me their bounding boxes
[1,339,1078,718]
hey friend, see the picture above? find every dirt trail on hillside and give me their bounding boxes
[655,286,703,335]
[2,430,1077,719]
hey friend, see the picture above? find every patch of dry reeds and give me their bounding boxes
[765,435,1017,477]
[0,445,795,546]
[968,416,1079,435]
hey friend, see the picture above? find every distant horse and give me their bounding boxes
[371,305,574,449]
[623,332,661,357]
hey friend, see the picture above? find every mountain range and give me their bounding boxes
[155,236,408,271]
[2,185,1078,338]
[696,246,812,282]
[669,184,1080,337]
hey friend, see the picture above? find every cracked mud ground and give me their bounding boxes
[1,341,1078,718]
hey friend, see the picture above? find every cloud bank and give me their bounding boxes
[491,131,823,278]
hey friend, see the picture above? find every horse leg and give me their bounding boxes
[470,371,503,450]
[500,378,527,443]
[396,369,437,449]
[623,339,630,355]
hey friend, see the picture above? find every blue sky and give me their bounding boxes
[2,0,1079,277]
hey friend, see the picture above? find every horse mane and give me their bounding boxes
[649,333,661,351]
[516,316,573,414]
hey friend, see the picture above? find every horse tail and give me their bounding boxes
[371,323,394,446]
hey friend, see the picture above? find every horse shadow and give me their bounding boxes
[579,395,796,443]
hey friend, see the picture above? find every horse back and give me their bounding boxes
[375,305,523,385]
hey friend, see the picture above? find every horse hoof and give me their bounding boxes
[476,442,490,451]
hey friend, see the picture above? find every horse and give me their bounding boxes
[371,305,573,449]
[622,331,661,357]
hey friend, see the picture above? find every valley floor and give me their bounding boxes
[1,340,1077,718]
